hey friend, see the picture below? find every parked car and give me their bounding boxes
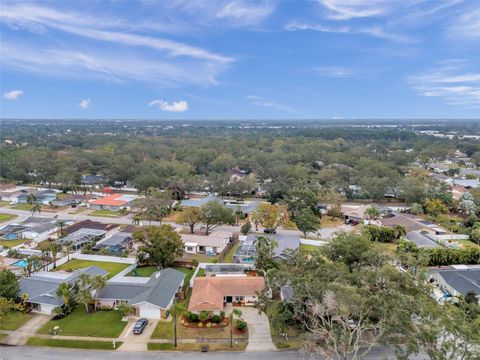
[263,228,276,234]
[133,318,148,334]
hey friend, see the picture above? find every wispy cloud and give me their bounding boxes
[79,98,91,110]
[149,99,189,112]
[409,61,480,107]
[0,3,233,86]
[317,0,394,20]
[3,90,24,100]
[246,95,300,114]
[446,5,480,41]
[285,22,414,43]
[314,66,353,78]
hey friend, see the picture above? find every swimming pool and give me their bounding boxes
[13,259,28,268]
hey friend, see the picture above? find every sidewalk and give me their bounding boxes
[3,314,51,346]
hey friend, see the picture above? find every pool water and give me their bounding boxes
[13,259,28,268]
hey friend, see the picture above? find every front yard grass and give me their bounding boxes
[27,337,122,350]
[0,239,26,248]
[37,307,127,338]
[320,217,343,227]
[0,213,16,223]
[148,342,247,351]
[372,242,398,257]
[10,203,33,211]
[300,244,321,253]
[90,209,122,217]
[53,259,130,279]
[0,311,33,331]
[0,200,11,207]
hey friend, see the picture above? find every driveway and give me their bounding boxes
[3,313,51,346]
[241,307,275,352]
[118,318,158,351]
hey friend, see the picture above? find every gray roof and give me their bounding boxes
[406,231,440,249]
[434,269,480,296]
[98,232,132,247]
[98,268,185,309]
[19,266,108,306]
[280,285,294,301]
[246,233,300,256]
[181,195,262,214]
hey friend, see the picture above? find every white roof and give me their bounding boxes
[185,242,198,247]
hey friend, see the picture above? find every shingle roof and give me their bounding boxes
[435,269,480,296]
[188,276,265,312]
[380,212,427,232]
[98,268,185,309]
[19,266,108,306]
[406,231,440,248]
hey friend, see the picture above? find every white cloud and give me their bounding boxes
[409,62,480,107]
[0,3,233,86]
[318,0,393,20]
[285,22,414,43]
[79,98,91,109]
[149,99,188,112]
[314,66,353,78]
[3,90,24,100]
[216,1,275,25]
[446,6,480,40]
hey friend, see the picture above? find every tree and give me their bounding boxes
[0,297,19,318]
[294,208,320,237]
[55,219,68,238]
[410,203,424,215]
[90,275,107,312]
[76,273,92,314]
[254,236,278,274]
[170,301,186,348]
[56,282,76,314]
[200,200,234,235]
[0,269,19,299]
[458,198,477,217]
[47,243,61,269]
[229,308,243,348]
[251,203,288,232]
[132,214,141,225]
[118,303,133,317]
[133,224,184,269]
[424,198,448,216]
[470,228,480,245]
[364,205,380,220]
[285,188,319,216]
[240,221,252,236]
[176,206,202,234]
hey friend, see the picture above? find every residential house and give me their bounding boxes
[56,228,108,251]
[188,276,265,312]
[429,265,480,303]
[52,194,95,207]
[88,193,137,211]
[92,232,134,254]
[16,189,57,205]
[19,266,108,314]
[405,231,440,249]
[0,187,34,203]
[452,185,469,200]
[459,168,480,178]
[97,268,185,318]
[232,232,300,264]
[0,224,27,240]
[81,174,104,186]
[64,219,117,235]
[379,212,429,233]
[181,194,262,216]
[182,232,232,255]
[20,217,71,242]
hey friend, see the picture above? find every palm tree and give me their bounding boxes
[76,273,92,314]
[55,219,68,238]
[90,275,107,312]
[170,302,186,348]
[229,308,242,348]
[26,193,36,205]
[65,241,73,261]
[56,282,73,313]
[365,205,381,220]
[49,242,62,268]
[393,225,407,240]
[132,214,141,225]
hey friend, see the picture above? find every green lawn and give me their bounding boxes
[0,213,16,223]
[0,239,26,248]
[0,311,33,331]
[456,240,480,250]
[300,244,321,252]
[36,240,54,250]
[10,203,34,211]
[151,319,174,339]
[53,260,130,280]
[148,342,247,351]
[37,307,127,338]
[223,240,240,263]
[90,209,122,217]
[27,337,122,350]
[0,333,7,339]
[0,200,11,207]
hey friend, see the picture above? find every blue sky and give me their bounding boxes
[1,0,479,119]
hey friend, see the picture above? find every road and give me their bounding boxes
[0,345,421,360]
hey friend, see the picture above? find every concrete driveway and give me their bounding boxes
[3,313,51,345]
[241,307,275,352]
[118,318,158,351]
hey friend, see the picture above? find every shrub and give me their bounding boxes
[235,319,247,330]
[219,311,225,319]
[211,314,221,323]
[199,310,211,322]
[185,311,199,323]
[240,221,252,236]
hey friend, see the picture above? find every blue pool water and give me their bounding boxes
[13,259,28,268]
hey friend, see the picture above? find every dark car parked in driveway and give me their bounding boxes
[133,318,148,334]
